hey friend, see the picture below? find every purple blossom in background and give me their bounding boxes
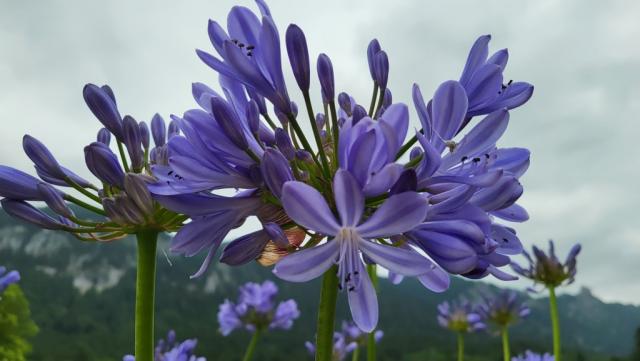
[477,290,530,328]
[512,351,555,361]
[147,0,533,333]
[217,280,299,335]
[511,240,581,288]
[0,266,20,294]
[305,321,383,360]
[437,299,486,333]
[123,330,206,361]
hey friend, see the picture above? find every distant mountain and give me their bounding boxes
[1,211,638,361]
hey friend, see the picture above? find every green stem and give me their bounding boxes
[352,346,360,361]
[366,264,378,361]
[64,177,102,203]
[242,329,261,361]
[395,135,418,161]
[64,194,106,216]
[287,114,324,172]
[316,265,339,361]
[329,101,339,165]
[303,91,330,177]
[368,84,379,117]
[135,230,158,361]
[117,141,130,172]
[457,333,464,361]
[502,327,510,361]
[549,286,561,361]
[373,87,385,118]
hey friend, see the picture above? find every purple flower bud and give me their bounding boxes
[367,39,382,80]
[97,128,111,145]
[264,222,288,248]
[114,194,146,225]
[317,53,335,103]
[211,97,248,150]
[352,105,368,124]
[22,135,65,180]
[123,116,144,171]
[139,121,150,150]
[275,107,289,125]
[261,148,293,199]
[151,113,167,147]
[84,142,125,188]
[286,24,310,91]
[83,83,123,140]
[102,198,126,225]
[315,113,326,130]
[338,93,352,115]
[295,150,313,164]
[383,88,392,108]
[410,146,423,160]
[0,199,64,230]
[168,118,180,139]
[275,128,295,160]
[247,101,261,135]
[101,85,117,104]
[247,88,268,116]
[0,165,42,200]
[124,173,154,216]
[37,183,73,218]
[290,102,299,118]
[374,51,389,89]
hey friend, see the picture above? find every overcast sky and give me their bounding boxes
[1,1,638,304]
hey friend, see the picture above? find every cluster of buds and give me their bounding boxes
[123,330,206,361]
[437,299,486,333]
[511,240,581,289]
[477,290,530,329]
[0,84,187,242]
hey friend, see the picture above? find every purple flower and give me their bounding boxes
[511,240,581,288]
[477,290,530,328]
[340,320,383,346]
[512,351,554,361]
[217,280,300,335]
[0,266,20,293]
[274,170,430,332]
[437,299,486,333]
[123,330,206,361]
[305,332,357,361]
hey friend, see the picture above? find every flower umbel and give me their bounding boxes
[437,299,486,333]
[511,240,581,288]
[123,330,206,361]
[478,290,530,328]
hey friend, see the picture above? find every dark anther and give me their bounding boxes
[484,153,490,159]
[231,39,238,44]
[338,284,343,290]
[508,79,513,85]
[503,238,509,243]
[345,273,351,282]
[461,156,468,162]
[472,157,481,163]
[246,45,255,50]
[501,84,507,90]
[247,52,253,57]
[348,286,355,292]
[168,170,173,175]
[353,271,359,275]
[238,43,245,47]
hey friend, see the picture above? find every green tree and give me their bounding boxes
[0,284,39,361]
[631,326,640,361]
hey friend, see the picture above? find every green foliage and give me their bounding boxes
[0,284,39,361]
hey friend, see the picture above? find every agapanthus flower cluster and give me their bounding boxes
[0,266,20,294]
[511,240,581,288]
[0,85,186,241]
[305,322,382,361]
[437,299,486,333]
[217,280,299,335]
[123,330,206,361]
[477,290,530,328]
[512,351,554,361]
[143,0,532,332]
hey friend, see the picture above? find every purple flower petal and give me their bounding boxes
[221,230,271,266]
[281,181,340,236]
[491,203,529,222]
[358,240,432,276]
[432,80,469,145]
[273,240,339,282]
[0,199,65,230]
[357,192,427,238]
[347,261,378,332]
[0,165,42,200]
[460,35,491,86]
[333,170,364,227]
[417,267,450,293]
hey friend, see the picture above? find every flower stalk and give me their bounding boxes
[316,265,339,361]
[242,329,261,361]
[135,230,158,361]
[457,332,465,361]
[367,264,378,361]
[549,286,561,361]
[501,327,510,361]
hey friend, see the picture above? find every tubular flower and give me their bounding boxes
[437,299,486,333]
[511,240,581,288]
[148,0,533,333]
[123,330,206,361]
[0,85,187,242]
[512,351,554,361]
[477,290,530,328]
[217,280,300,336]
[0,266,20,294]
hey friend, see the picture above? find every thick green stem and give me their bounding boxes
[316,266,339,361]
[366,264,378,361]
[502,327,510,361]
[457,333,464,361]
[242,329,261,361]
[135,230,158,361]
[549,286,561,361]
[352,346,360,361]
